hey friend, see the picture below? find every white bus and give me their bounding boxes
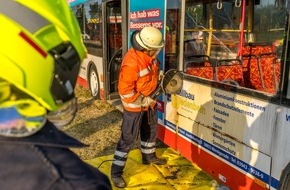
[71,0,290,189]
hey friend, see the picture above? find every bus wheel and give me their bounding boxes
[88,64,100,99]
[279,163,290,189]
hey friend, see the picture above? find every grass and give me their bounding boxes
[62,84,123,160]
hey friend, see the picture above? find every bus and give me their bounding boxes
[70,0,290,189]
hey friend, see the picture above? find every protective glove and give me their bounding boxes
[141,96,156,107]
[159,70,164,81]
[132,95,142,105]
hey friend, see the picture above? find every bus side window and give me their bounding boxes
[241,44,280,94]
[215,59,244,86]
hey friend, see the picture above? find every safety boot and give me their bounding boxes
[111,176,126,188]
[142,153,167,165]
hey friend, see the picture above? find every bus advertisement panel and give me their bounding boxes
[166,81,275,189]
[129,0,165,68]
[129,0,168,133]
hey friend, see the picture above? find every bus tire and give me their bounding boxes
[279,163,290,189]
[88,64,100,99]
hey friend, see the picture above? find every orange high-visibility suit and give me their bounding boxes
[118,48,159,112]
[111,47,164,179]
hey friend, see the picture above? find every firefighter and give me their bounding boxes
[111,26,167,188]
[0,0,111,189]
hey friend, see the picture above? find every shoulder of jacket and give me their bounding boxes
[122,50,140,69]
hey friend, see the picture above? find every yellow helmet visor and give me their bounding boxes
[0,99,46,137]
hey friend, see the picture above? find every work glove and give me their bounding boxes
[159,70,164,81]
[132,95,142,105]
[141,96,156,107]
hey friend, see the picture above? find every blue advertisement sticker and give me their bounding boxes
[129,0,165,66]
[67,0,88,7]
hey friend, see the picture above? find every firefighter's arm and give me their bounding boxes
[118,65,140,103]
[118,64,156,107]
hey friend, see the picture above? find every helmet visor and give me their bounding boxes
[0,81,47,137]
[0,99,46,137]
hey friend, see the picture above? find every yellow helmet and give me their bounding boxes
[0,0,86,136]
[0,0,86,111]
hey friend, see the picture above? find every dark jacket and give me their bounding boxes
[0,121,112,190]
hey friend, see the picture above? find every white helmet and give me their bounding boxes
[132,26,164,50]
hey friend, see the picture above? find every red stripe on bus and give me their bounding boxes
[177,136,268,190]
[77,76,89,88]
[157,124,178,150]
[158,125,268,190]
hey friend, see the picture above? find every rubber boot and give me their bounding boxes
[111,164,126,188]
[111,176,126,188]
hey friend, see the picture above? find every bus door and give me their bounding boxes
[102,0,127,110]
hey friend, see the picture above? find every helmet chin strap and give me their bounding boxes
[46,97,78,129]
